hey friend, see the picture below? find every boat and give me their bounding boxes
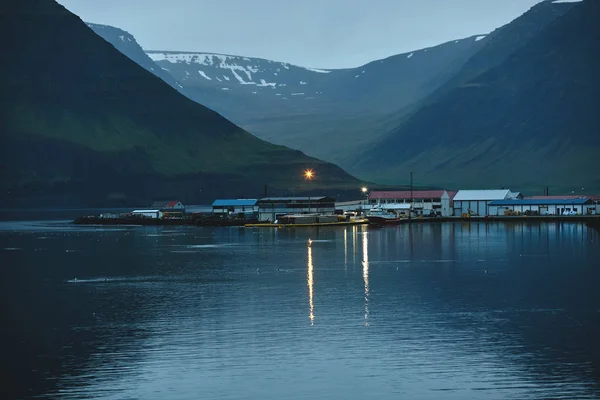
[365,206,406,225]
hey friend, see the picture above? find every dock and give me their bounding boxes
[245,219,369,228]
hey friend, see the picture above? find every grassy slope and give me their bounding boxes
[0,0,357,205]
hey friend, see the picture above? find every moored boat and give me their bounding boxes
[365,207,405,225]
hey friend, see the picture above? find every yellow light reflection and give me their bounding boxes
[362,231,370,326]
[352,225,357,263]
[307,243,315,325]
[343,228,348,271]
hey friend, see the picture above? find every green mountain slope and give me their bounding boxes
[431,0,578,98]
[0,0,358,206]
[356,0,600,193]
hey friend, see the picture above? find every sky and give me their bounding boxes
[56,0,546,69]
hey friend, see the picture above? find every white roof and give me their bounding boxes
[376,204,412,210]
[454,189,512,201]
[132,209,161,213]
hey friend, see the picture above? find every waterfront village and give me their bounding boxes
[75,188,600,228]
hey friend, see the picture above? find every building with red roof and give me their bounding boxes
[368,190,456,217]
[150,200,185,211]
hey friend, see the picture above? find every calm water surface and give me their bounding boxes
[1,218,599,399]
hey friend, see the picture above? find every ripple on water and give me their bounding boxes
[2,222,599,400]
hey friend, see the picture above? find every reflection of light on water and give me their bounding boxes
[362,231,369,326]
[307,244,315,325]
[352,225,358,263]
[344,228,348,270]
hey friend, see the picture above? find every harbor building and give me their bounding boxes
[368,190,456,217]
[335,200,371,214]
[212,199,258,215]
[257,197,335,222]
[527,195,600,214]
[150,200,185,211]
[452,189,519,216]
[132,210,163,219]
[488,198,596,216]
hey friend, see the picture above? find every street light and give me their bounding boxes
[305,169,314,214]
[361,186,368,209]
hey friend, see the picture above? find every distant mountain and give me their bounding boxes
[88,29,486,166]
[144,38,486,164]
[357,0,600,193]
[0,0,357,207]
[146,36,486,115]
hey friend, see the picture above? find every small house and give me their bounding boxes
[150,200,185,211]
[149,200,185,218]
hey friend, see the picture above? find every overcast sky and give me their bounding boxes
[57,0,545,68]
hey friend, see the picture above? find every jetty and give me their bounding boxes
[245,219,368,228]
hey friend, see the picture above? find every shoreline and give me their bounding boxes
[71,215,600,228]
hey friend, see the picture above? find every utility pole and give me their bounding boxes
[410,171,414,219]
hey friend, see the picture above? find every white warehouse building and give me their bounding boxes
[452,189,521,216]
[488,198,596,216]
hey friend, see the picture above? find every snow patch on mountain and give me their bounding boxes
[475,35,487,41]
[257,79,276,87]
[147,52,332,83]
[231,69,253,85]
[198,70,211,80]
[305,67,331,74]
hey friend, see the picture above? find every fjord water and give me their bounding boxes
[1,220,599,400]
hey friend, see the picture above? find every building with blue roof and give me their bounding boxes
[488,198,595,216]
[212,199,258,215]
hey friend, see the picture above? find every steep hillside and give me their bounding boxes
[358,0,600,193]
[0,0,357,207]
[86,23,185,95]
[418,0,579,102]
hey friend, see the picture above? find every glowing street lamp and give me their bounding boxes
[361,186,368,207]
[305,169,315,213]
